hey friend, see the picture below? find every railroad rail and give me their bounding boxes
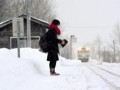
[85,64,120,90]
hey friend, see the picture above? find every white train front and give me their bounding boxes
[77,47,90,62]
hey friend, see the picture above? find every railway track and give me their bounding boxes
[85,63,120,90]
[91,64,120,78]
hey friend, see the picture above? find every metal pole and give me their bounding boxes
[26,0,31,47]
[103,46,105,62]
[98,42,100,61]
[16,0,20,58]
[70,35,72,59]
[113,40,116,62]
[27,13,31,47]
[70,35,75,59]
[17,19,20,58]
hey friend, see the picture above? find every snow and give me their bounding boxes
[0,48,120,90]
[89,60,120,76]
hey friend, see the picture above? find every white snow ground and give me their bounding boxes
[0,48,120,90]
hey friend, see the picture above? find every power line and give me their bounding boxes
[64,26,115,29]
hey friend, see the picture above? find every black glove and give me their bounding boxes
[61,39,68,47]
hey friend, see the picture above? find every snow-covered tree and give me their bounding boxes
[93,35,103,60]
[0,0,56,22]
[109,23,120,62]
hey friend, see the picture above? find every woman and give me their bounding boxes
[47,19,65,75]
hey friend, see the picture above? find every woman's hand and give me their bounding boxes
[61,40,65,45]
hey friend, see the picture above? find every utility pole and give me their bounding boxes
[70,35,76,59]
[98,44,100,60]
[25,0,31,47]
[70,35,74,59]
[113,40,116,63]
[103,46,105,62]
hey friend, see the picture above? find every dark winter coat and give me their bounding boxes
[46,28,62,61]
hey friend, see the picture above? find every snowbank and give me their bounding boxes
[0,48,120,90]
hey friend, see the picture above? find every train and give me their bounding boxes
[77,47,90,62]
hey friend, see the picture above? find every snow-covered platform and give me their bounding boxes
[0,48,120,90]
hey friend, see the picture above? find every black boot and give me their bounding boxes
[54,72,60,75]
[50,68,60,75]
[50,68,54,75]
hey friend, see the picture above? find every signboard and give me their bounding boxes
[12,17,24,37]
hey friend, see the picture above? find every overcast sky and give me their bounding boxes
[55,0,120,45]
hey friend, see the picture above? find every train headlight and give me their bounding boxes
[86,47,90,51]
[78,48,82,51]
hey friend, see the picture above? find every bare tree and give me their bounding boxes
[103,23,120,63]
[0,0,56,22]
[0,0,6,21]
[30,0,56,22]
[0,0,5,10]
[94,35,102,60]
[91,45,96,59]
[101,48,112,63]
[111,23,120,62]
